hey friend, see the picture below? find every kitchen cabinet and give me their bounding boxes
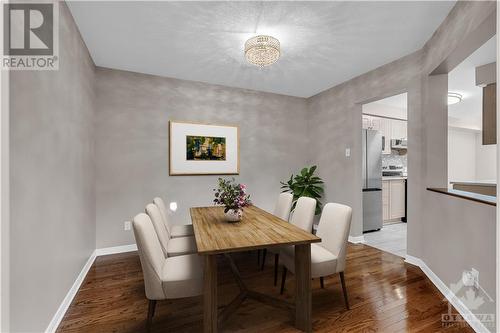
[482,83,496,145]
[382,180,390,220]
[363,115,408,154]
[389,179,406,219]
[391,119,407,140]
[362,116,371,129]
[362,115,381,130]
[379,118,392,155]
[382,178,406,221]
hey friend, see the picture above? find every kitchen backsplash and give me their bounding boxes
[382,151,407,171]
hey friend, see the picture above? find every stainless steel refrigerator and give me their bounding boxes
[362,129,383,232]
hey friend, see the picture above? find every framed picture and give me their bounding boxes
[169,121,239,175]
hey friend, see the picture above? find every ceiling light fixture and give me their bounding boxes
[447,92,462,105]
[244,35,280,67]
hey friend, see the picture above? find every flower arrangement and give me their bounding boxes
[213,178,251,221]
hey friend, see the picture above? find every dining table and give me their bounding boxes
[190,205,321,333]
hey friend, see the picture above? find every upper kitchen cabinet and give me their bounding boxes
[363,115,381,130]
[482,83,496,145]
[363,115,406,154]
[476,62,496,145]
[391,119,407,140]
[380,118,392,154]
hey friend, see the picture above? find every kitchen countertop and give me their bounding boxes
[427,188,496,206]
[382,176,407,181]
[450,181,496,187]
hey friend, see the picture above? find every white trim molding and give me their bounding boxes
[45,250,97,333]
[405,255,491,333]
[95,244,137,257]
[348,235,365,244]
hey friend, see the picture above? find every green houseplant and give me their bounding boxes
[280,166,324,215]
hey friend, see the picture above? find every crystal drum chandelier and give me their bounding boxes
[244,35,280,67]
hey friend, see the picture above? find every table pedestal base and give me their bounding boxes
[216,250,311,332]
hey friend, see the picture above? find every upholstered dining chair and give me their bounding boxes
[274,192,294,221]
[259,193,294,275]
[145,203,197,257]
[153,197,194,238]
[279,203,352,310]
[267,196,316,285]
[132,213,203,329]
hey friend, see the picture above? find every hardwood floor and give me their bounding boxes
[57,244,473,333]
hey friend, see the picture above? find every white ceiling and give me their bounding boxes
[67,1,455,98]
[448,36,496,130]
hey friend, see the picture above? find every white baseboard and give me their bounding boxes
[45,250,97,333]
[95,243,137,257]
[348,235,365,244]
[405,255,491,333]
[45,244,138,333]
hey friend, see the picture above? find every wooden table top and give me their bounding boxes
[190,205,321,255]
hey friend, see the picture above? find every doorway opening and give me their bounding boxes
[448,35,496,195]
[361,92,408,258]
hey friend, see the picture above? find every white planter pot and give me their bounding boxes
[224,208,243,222]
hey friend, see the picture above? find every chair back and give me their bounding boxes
[316,203,352,273]
[145,203,171,258]
[274,192,293,221]
[289,196,316,232]
[153,197,171,233]
[132,213,166,300]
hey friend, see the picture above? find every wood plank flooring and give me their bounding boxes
[57,244,473,333]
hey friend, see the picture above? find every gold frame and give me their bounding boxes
[169,120,240,176]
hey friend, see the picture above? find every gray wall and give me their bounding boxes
[307,51,422,238]
[307,0,496,327]
[95,68,308,248]
[9,3,96,332]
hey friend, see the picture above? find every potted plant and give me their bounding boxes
[213,178,251,222]
[281,165,324,215]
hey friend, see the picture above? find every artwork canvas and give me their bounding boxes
[170,121,239,175]
[186,136,226,160]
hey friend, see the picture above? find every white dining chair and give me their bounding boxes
[145,203,197,257]
[279,203,352,310]
[153,197,194,238]
[274,192,294,221]
[267,196,316,285]
[132,213,203,329]
[259,193,294,278]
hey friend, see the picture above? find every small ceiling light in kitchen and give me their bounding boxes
[244,35,280,67]
[447,92,462,105]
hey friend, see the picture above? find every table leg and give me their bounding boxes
[295,244,312,332]
[204,255,218,333]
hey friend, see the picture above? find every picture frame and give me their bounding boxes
[169,121,240,175]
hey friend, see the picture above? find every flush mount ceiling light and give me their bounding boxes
[447,92,462,105]
[244,35,280,67]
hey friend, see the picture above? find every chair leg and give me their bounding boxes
[320,276,324,289]
[257,249,261,265]
[280,267,287,295]
[273,253,279,286]
[339,272,349,310]
[260,249,267,271]
[147,299,157,329]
